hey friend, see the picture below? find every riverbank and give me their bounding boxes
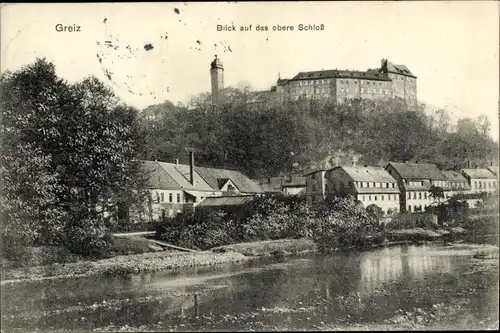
[1,226,496,285]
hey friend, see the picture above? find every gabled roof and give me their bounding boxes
[331,165,397,183]
[386,162,445,180]
[195,166,263,193]
[461,168,497,179]
[142,161,262,193]
[196,195,255,207]
[384,61,417,78]
[441,170,468,182]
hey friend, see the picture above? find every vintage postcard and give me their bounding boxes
[1,1,499,332]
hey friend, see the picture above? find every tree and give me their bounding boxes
[366,204,384,222]
[429,185,445,204]
[1,59,149,256]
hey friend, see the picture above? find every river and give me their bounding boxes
[1,242,499,332]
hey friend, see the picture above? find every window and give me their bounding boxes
[362,195,365,201]
[489,182,492,189]
[373,182,376,187]
[381,195,384,201]
[368,195,371,201]
[169,193,173,202]
[374,196,377,201]
[408,205,412,212]
[161,193,164,202]
[474,181,478,189]
[386,182,389,188]
[176,193,181,203]
[392,183,396,188]
[161,209,166,219]
[421,181,424,186]
[419,192,422,199]
[424,192,427,199]
[407,192,411,199]
[360,182,364,188]
[413,192,417,200]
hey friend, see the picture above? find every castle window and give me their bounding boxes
[381,195,384,201]
[176,193,181,202]
[169,193,173,202]
[161,193,164,202]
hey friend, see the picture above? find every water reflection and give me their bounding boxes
[1,244,496,332]
[358,245,453,295]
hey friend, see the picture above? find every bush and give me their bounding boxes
[386,212,438,230]
[63,223,112,258]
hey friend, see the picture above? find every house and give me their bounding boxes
[143,152,263,221]
[461,169,498,194]
[304,169,328,205]
[281,176,306,196]
[440,170,471,199]
[326,164,400,215]
[385,162,446,213]
[259,176,306,196]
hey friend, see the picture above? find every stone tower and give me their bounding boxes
[210,55,224,105]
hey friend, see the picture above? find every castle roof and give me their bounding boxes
[291,69,391,82]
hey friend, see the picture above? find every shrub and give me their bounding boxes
[63,222,112,258]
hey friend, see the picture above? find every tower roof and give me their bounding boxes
[211,55,224,69]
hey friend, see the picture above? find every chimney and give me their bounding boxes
[189,151,195,185]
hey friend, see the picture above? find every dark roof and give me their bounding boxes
[196,195,255,207]
[461,168,497,179]
[386,162,445,180]
[382,60,417,78]
[291,69,391,82]
[196,166,263,193]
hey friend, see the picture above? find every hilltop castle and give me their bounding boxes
[209,56,418,107]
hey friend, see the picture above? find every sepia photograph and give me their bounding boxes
[1,1,499,331]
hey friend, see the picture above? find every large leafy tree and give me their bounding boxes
[1,59,149,255]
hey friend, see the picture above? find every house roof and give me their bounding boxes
[383,60,417,78]
[291,69,392,82]
[441,170,468,182]
[195,166,263,193]
[196,195,255,207]
[143,161,262,193]
[461,168,497,179]
[331,165,398,183]
[487,166,499,176]
[386,162,445,180]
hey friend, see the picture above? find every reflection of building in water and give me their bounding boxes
[358,246,452,294]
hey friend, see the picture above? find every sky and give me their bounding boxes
[2,1,499,140]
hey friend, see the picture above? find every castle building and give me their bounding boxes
[210,55,224,105]
[275,59,418,108]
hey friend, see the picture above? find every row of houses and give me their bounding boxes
[143,152,263,221]
[305,162,499,214]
